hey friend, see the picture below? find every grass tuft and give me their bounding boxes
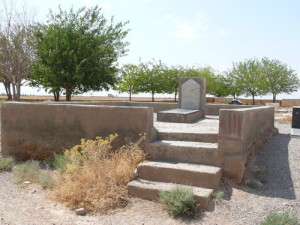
[38,171,56,189]
[52,134,146,213]
[0,156,15,172]
[159,186,197,217]
[13,160,40,183]
[260,211,299,225]
[212,190,224,204]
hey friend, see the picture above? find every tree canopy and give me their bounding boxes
[31,6,129,101]
[262,57,300,102]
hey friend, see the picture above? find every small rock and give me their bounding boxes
[31,189,36,194]
[24,181,30,184]
[75,208,86,216]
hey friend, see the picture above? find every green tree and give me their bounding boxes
[0,0,36,101]
[184,66,217,95]
[117,64,140,101]
[162,65,184,102]
[231,58,267,105]
[262,57,299,102]
[136,60,166,102]
[31,6,128,101]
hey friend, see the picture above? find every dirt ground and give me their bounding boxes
[0,122,299,225]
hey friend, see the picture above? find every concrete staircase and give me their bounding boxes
[128,129,222,208]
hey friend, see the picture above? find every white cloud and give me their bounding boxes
[165,14,208,40]
[98,3,111,9]
[82,0,92,6]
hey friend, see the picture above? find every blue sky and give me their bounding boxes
[3,0,300,99]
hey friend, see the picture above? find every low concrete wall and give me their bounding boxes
[1,102,153,160]
[206,104,258,116]
[218,106,278,182]
[282,99,300,107]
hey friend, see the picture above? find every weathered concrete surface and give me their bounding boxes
[265,103,280,111]
[147,140,221,166]
[157,132,218,143]
[218,106,278,182]
[157,109,203,123]
[206,104,258,116]
[179,77,206,116]
[137,161,222,189]
[1,102,153,160]
[127,179,213,208]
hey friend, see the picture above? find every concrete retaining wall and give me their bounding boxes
[1,102,153,160]
[218,106,277,182]
[206,104,258,116]
[282,99,300,107]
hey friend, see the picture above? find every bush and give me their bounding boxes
[0,156,15,172]
[260,212,299,225]
[38,171,56,189]
[52,134,146,213]
[44,153,69,171]
[212,190,224,204]
[13,160,40,183]
[159,186,196,216]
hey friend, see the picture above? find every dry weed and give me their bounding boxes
[52,134,146,213]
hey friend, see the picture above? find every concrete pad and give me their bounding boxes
[157,109,203,123]
[137,161,222,189]
[127,179,213,208]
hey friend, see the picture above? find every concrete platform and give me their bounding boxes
[157,109,203,123]
[128,179,213,208]
[154,114,219,134]
[137,161,222,189]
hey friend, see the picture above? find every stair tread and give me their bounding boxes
[128,179,213,197]
[139,161,221,174]
[151,140,218,148]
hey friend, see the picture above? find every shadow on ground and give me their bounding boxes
[224,131,296,200]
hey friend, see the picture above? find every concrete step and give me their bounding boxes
[157,131,218,143]
[137,161,221,189]
[128,179,213,208]
[147,140,221,166]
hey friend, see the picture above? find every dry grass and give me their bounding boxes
[52,134,146,213]
[276,115,292,124]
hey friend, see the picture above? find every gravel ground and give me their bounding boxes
[0,122,299,225]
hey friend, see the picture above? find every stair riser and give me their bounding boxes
[146,145,221,166]
[158,132,218,143]
[137,165,221,189]
[128,184,211,208]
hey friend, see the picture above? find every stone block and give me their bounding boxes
[178,77,206,116]
[157,109,203,123]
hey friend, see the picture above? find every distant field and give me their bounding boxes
[0,95,176,102]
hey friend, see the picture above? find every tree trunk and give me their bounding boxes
[54,91,60,101]
[129,91,132,101]
[272,94,276,103]
[16,82,21,101]
[174,91,177,102]
[66,88,72,101]
[252,95,255,105]
[233,94,236,99]
[12,83,17,101]
[152,92,154,102]
[3,81,12,100]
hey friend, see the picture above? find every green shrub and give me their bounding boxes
[212,190,224,204]
[245,178,262,189]
[44,153,69,171]
[38,171,55,189]
[0,156,15,172]
[260,212,299,225]
[159,186,196,216]
[13,160,40,183]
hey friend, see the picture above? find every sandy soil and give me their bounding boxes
[0,122,299,225]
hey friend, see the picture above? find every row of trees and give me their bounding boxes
[117,58,299,104]
[0,3,299,102]
[0,3,128,101]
